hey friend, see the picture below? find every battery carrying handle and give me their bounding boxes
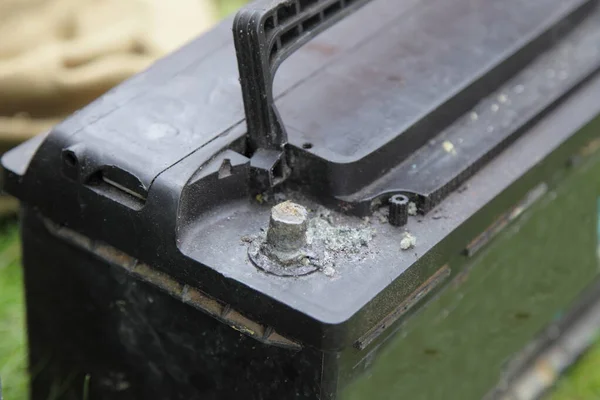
[233,0,374,155]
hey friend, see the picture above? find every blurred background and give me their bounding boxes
[0,0,598,399]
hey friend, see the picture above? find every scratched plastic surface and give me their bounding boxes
[47,0,415,189]
[278,0,589,163]
[48,0,588,190]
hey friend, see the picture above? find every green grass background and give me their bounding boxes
[0,222,26,399]
[1,1,599,399]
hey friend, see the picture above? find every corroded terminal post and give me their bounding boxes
[248,201,317,277]
[266,201,308,253]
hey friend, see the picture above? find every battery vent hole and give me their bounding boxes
[63,151,78,167]
[85,168,146,210]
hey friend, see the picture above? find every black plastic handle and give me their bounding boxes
[233,0,374,153]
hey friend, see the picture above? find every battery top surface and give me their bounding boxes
[24,0,586,189]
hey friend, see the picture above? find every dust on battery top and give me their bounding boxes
[2,0,600,346]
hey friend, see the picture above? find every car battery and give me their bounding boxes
[3,0,600,399]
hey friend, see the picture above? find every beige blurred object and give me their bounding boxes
[0,0,218,144]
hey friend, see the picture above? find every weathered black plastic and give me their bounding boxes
[233,0,375,153]
[290,0,598,212]
[2,0,599,353]
[233,0,598,209]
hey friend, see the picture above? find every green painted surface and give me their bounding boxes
[343,143,600,399]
